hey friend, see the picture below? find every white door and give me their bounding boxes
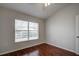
[76,15,79,54]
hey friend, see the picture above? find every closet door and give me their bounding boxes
[75,15,79,54]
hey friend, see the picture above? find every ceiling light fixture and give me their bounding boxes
[44,3,51,7]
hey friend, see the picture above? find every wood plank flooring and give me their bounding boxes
[1,43,78,56]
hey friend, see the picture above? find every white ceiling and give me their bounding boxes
[0,3,70,19]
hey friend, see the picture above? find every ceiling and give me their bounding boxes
[0,3,70,19]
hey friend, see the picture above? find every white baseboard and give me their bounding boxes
[46,42,79,55]
[0,42,44,55]
[75,51,79,55]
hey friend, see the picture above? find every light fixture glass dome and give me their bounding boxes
[44,3,51,7]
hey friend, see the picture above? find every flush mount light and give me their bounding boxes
[44,3,51,7]
[42,3,52,10]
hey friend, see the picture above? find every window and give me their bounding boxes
[15,19,39,42]
[29,22,39,40]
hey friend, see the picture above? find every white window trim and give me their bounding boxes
[15,19,39,43]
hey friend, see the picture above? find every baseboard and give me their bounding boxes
[46,42,78,55]
[75,51,79,55]
[0,42,45,55]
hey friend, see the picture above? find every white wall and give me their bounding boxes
[0,7,45,54]
[46,4,79,53]
[0,4,79,55]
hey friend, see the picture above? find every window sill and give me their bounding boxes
[15,37,38,43]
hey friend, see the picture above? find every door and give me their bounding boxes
[76,15,79,54]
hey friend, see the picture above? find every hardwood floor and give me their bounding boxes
[1,43,78,56]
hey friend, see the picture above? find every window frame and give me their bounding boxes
[28,22,39,40]
[15,19,39,43]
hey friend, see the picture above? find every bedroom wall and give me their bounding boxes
[0,7,45,54]
[46,4,79,53]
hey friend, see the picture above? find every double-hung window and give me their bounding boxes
[15,19,39,42]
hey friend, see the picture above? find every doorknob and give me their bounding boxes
[76,36,79,38]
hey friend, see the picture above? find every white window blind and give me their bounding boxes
[15,19,39,42]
